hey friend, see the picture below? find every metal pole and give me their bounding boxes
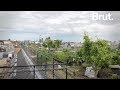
[33,66,35,79]
[41,55,42,65]
[53,58,54,79]
[66,67,68,79]
[45,57,47,76]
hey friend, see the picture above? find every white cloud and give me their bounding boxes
[0,11,120,41]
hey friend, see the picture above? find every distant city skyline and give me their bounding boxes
[0,11,120,42]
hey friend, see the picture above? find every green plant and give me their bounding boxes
[111,74,120,79]
[42,37,53,50]
[37,49,54,64]
[53,39,62,50]
[111,44,120,65]
[54,50,75,63]
[77,33,112,77]
[76,48,84,63]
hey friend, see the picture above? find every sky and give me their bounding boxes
[0,11,120,42]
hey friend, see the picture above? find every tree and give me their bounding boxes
[42,37,53,50]
[117,43,120,60]
[90,39,112,76]
[42,42,47,48]
[37,48,54,64]
[79,33,112,78]
[42,37,62,51]
[118,43,120,50]
[76,48,84,63]
[54,49,75,64]
[82,32,93,63]
[111,42,120,65]
[53,40,62,50]
[54,51,67,62]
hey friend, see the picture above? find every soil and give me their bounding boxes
[97,68,120,79]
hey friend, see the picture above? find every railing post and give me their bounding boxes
[53,58,54,79]
[33,66,35,79]
[66,67,68,79]
[41,55,42,65]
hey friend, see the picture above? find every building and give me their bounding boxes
[60,42,82,50]
[0,40,4,45]
[108,40,120,49]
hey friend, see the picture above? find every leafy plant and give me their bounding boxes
[111,74,120,79]
[53,40,62,50]
[77,33,112,77]
[37,49,54,64]
[54,49,75,64]
[111,44,120,65]
[42,37,53,50]
[42,37,62,51]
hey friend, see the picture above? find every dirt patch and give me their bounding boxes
[14,48,21,55]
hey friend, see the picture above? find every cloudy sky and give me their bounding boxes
[0,11,120,42]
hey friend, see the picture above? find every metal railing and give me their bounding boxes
[0,63,68,79]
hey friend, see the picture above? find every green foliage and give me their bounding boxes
[90,39,112,68]
[82,33,93,63]
[118,43,120,50]
[76,48,84,62]
[54,40,62,50]
[111,55,120,65]
[37,49,54,63]
[42,37,53,50]
[42,42,47,48]
[54,51,67,61]
[111,74,120,79]
[77,33,112,71]
[54,50,75,63]
[42,37,62,51]
[111,44,120,65]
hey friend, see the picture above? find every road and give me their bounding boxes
[12,50,33,79]
[11,47,43,79]
[21,48,43,79]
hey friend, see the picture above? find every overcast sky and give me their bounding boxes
[0,11,120,42]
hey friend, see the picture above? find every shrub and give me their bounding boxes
[111,74,120,79]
